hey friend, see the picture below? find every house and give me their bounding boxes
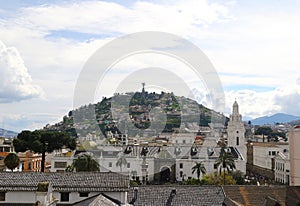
[0,172,129,205]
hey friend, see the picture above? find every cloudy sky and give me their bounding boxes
[0,0,300,132]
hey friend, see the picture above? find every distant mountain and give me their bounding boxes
[0,128,18,138]
[251,113,300,125]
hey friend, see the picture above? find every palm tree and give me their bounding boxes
[65,164,74,172]
[116,155,127,173]
[72,153,100,172]
[4,153,20,172]
[214,151,236,185]
[192,161,206,179]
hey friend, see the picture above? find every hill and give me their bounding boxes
[45,91,228,138]
[0,128,18,138]
[251,113,300,125]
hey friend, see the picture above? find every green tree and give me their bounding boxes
[255,126,273,136]
[231,170,245,185]
[13,130,76,172]
[72,153,100,172]
[192,161,206,180]
[4,153,20,172]
[116,155,127,173]
[214,151,236,185]
[202,172,236,185]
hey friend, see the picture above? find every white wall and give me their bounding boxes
[3,191,35,203]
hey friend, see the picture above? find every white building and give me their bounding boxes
[289,125,300,186]
[248,142,289,181]
[50,149,75,172]
[274,150,290,184]
[226,100,247,173]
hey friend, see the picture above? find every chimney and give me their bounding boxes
[129,187,138,205]
[35,182,57,206]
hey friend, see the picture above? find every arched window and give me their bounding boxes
[236,136,239,146]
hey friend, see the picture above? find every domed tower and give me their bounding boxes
[226,100,247,172]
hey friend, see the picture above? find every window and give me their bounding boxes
[127,163,130,168]
[0,192,5,201]
[236,131,239,134]
[60,192,70,202]
[179,163,183,169]
[28,162,32,170]
[272,151,276,156]
[79,192,89,197]
[182,140,186,144]
[109,162,112,167]
[180,171,183,177]
[54,162,67,168]
[236,136,239,146]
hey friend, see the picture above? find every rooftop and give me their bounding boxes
[0,172,129,192]
[223,185,287,206]
[127,185,225,206]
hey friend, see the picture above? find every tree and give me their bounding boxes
[13,130,76,172]
[116,155,127,173]
[255,126,273,136]
[202,172,236,185]
[192,161,206,179]
[72,153,100,172]
[231,170,245,185]
[4,153,20,172]
[214,152,236,185]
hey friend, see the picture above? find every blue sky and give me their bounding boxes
[0,0,300,132]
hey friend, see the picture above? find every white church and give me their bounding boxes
[51,101,247,183]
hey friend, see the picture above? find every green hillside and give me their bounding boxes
[45,91,228,138]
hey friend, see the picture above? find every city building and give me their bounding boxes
[18,151,43,172]
[50,149,75,172]
[289,125,300,186]
[274,149,290,184]
[0,137,15,171]
[246,142,289,182]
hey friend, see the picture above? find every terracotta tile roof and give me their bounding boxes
[0,172,129,192]
[127,185,225,206]
[286,186,300,206]
[223,185,287,206]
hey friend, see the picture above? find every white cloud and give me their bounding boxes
[0,0,300,131]
[0,41,43,103]
[296,77,300,85]
[15,0,231,36]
